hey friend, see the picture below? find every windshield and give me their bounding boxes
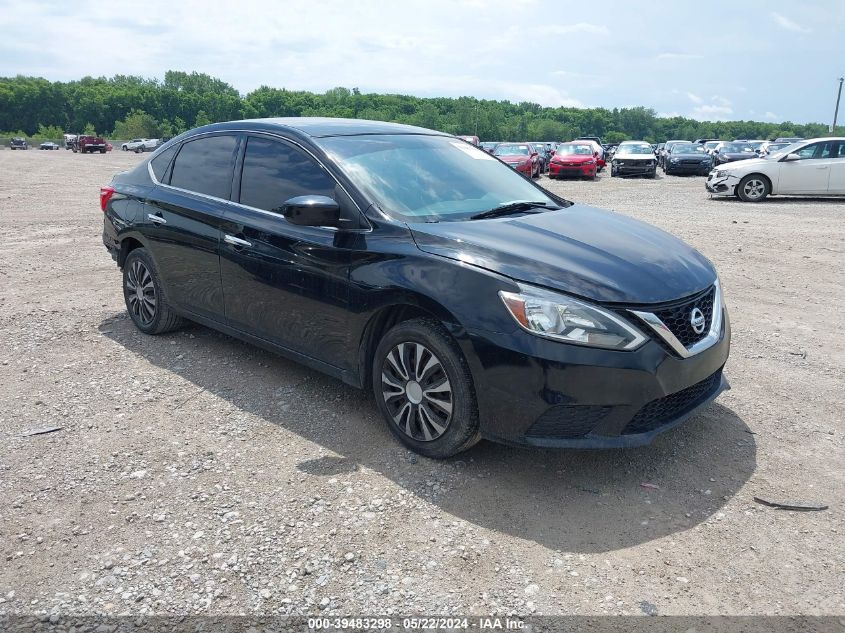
[720,143,755,153]
[493,144,531,156]
[555,144,593,156]
[672,143,707,154]
[766,140,805,159]
[319,134,560,222]
[704,141,719,150]
[618,143,654,155]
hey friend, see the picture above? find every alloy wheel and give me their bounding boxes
[742,178,766,200]
[125,259,157,326]
[381,342,453,442]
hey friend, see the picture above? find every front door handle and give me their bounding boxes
[816,166,829,169]
[147,213,166,224]
[224,234,252,248]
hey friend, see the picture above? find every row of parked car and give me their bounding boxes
[459,134,844,200]
[7,135,171,153]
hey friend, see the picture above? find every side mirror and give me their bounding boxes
[783,153,801,162]
[282,195,341,227]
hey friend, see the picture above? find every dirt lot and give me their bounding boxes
[0,149,842,619]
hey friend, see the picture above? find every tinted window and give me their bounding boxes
[239,136,337,213]
[150,144,178,182]
[170,135,238,199]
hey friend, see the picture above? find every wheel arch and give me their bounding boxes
[356,296,468,391]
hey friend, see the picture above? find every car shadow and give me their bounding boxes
[100,314,756,554]
[709,195,845,205]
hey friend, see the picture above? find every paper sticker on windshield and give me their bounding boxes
[450,141,494,159]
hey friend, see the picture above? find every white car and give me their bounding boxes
[705,137,845,201]
[121,138,159,152]
[610,141,658,178]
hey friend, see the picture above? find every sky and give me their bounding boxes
[0,0,842,125]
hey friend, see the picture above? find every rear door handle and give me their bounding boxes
[816,166,829,169]
[147,213,166,224]
[224,234,252,248]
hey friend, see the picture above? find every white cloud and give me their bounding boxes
[690,104,734,121]
[763,111,780,121]
[537,22,610,36]
[686,92,703,104]
[771,12,811,33]
[656,52,703,61]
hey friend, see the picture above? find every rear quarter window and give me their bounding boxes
[149,144,178,182]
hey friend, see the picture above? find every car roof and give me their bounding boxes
[213,117,447,138]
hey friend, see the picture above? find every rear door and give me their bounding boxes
[777,141,834,194]
[219,134,355,369]
[141,133,240,322]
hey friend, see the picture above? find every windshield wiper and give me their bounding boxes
[469,201,560,220]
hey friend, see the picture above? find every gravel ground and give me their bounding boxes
[0,149,842,619]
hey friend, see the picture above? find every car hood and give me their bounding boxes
[669,153,710,160]
[717,156,767,170]
[720,152,757,160]
[614,152,656,160]
[409,204,716,304]
[552,154,592,162]
[496,155,529,163]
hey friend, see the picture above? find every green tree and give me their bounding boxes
[194,110,211,127]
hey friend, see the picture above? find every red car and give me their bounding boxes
[493,143,539,178]
[548,143,597,179]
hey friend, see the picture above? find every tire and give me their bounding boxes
[649,169,657,179]
[100,148,106,154]
[134,147,143,153]
[736,174,770,202]
[372,318,481,459]
[122,248,184,335]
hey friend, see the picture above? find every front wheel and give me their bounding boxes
[736,174,770,202]
[122,248,184,335]
[373,318,480,459]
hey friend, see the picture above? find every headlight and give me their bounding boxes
[585,159,595,165]
[715,170,730,177]
[499,284,647,350]
[670,157,679,163]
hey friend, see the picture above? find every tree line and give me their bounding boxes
[0,70,831,143]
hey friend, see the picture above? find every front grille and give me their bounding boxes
[623,371,722,435]
[652,286,716,348]
[526,405,611,439]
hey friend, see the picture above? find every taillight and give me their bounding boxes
[100,186,115,212]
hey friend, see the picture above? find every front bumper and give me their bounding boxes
[706,172,740,196]
[505,162,532,176]
[549,162,595,177]
[665,161,712,175]
[462,309,731,448]
[614,161,656,175]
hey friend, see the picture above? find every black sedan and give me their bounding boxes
[102,118,729,458]
[663,143,714,176]
[712,142,758,166]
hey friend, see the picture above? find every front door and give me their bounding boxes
[777,140,834,194]
[219,134,356,369]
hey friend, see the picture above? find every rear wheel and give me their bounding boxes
[123,248,184,335]
[736,174,770,202]
[373,318,480,459]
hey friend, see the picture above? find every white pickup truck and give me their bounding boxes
[121,138,160,153]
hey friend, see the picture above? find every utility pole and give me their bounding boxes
[475,102,479,137]
[833,77,844,134]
